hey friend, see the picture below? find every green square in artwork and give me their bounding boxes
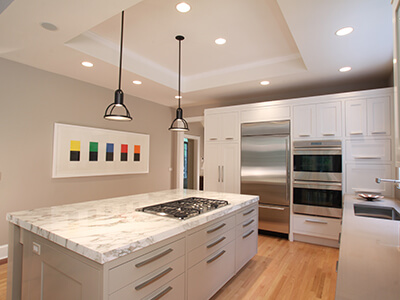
[90,142,98,152]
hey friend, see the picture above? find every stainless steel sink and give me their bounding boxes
[354,204,400,221]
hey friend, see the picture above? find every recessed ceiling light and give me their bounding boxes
[81,61,93,67]
[215,38,226,45]
[335,27,354,36]
[339,66,352,72]
[176,2,191,13]
[132,80,142,85]
[260,81,270,86]
[41,22,58,31]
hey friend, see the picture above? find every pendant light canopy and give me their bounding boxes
[104,11,132,121]
[169,35,189,132]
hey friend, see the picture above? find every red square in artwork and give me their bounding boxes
[121,144,128,153]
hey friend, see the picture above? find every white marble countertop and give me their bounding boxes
[7,189,258,264]
[335,194,400,300]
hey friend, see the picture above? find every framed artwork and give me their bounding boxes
[52,123,150,178]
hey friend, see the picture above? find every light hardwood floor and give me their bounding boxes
[0,234,338,300]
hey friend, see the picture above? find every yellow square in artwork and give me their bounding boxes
[70,140,81,151]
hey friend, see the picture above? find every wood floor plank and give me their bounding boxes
[0,234,338,300]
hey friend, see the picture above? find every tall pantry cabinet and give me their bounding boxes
[204,110,240,193]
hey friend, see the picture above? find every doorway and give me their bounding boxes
[183,135,200,190]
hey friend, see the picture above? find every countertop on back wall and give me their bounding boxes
[6,189,258,264]
[335,194,400,300]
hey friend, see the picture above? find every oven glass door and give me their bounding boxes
[293,154,342,173]
[293,180,342,209]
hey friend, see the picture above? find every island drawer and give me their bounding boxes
[235,220,258,272]
[187,214,235,252]
[109,256,185,300]
[293,214,341,240]
[236,203,258,225]
[188,240,236,300]
[188,227,235,268]
[109,237,185,294]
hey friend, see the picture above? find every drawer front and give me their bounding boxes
[109,238,185,293]
[187,215,235,252]
[188,227,235,268]
[293,215,341,240]
[235,221,258,272]
[236,204,258,225]
[345,139,391,162]
[109,256,184,300]
[236,213,258,237]
[188,240,236,300]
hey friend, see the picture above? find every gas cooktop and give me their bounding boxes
[136,197,229,220]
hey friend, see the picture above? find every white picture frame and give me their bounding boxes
[52,123,150,178]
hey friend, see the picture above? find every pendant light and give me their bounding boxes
[169,35,189,131]
[104,11,132,121]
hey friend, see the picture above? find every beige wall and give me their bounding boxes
[0,58,175,246]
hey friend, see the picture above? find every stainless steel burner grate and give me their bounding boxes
[136,197,229,220]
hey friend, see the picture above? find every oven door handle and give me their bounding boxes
[293,180,342,190]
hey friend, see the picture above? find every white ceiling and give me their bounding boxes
[0,0,393,108]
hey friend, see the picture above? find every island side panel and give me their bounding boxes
[7,223,23,300]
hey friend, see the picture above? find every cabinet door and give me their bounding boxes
[293,104,316,138]
[317,102,342,137]
[221,112,239,141]
[221,143,240,193]
[204,143,221,192]
[205,114,221,141]
[345,163,394,197]
[367,96,391,136]
[345,100,367,137]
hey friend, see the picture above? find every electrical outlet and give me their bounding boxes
[32,242,41,255]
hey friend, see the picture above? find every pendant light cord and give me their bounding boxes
[118,11,125,91]
[178,38,181,109]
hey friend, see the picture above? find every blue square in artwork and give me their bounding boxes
[106,143,114,153]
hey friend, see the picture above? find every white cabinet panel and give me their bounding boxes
[317,102,342,137]
[345,164,394,197]
[205,111,239,142]
[367,96,391,136]
[345,139,392,162]
[293,104,315,138]
[241,106,290,123]
[345,100,367,137]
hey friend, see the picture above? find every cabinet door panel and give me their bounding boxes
[204,143,221,192]
[222,143,240,193]
[205,114,221,141]
[367,96,391,136]
[317,102,342,137]
[222,112,239,141]
[293,105,315,138]
[345,100,367,137]
[345,164,394,197]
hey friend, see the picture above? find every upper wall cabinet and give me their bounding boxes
[205,111,239,142]
[293,102,341,139]
[345,96,391,138]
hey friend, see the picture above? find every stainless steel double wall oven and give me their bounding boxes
[293,140,343,218]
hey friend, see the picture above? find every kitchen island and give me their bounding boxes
[6,189,258,300]
[335,194,400,299]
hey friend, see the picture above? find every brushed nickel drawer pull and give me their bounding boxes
[207,236,226,249]
[243,208,255,216]
[150,286,173,300]
[242,230,254,239]
[206,250,226,264]
[207,223,226,234]
[305,219,328,224]
[225,137,234,140]
[135,248,173,268]
[350,131,363,135]
[209,137,218,141]
[322,133,335,136]
[372,131,386,134]
[135,267,173,291]
[242,219,254,228]
[353,156,382,160]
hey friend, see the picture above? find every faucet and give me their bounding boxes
[375,178,400,189]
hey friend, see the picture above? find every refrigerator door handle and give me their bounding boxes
[259,205,286,211]
[285,138,290,203]
[218,166,220,182]
[221,166,224,183]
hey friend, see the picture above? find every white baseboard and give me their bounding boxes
[0,244,8,260]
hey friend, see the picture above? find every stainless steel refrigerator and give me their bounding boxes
[241,121,290,234]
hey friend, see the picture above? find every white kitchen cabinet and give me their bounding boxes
[345,96,391,137]
[204,142,240,193]
[345,139,392,162]
[345,163,394,197]
[316,102,342,137]
[205,111,239,142]
[367,96,391,136]
[293,215,341,241]
[235,204,258,272]
[293,102,341,139]
[293,104,315,138]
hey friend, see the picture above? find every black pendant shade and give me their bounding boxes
[169,35,189,131]
[104,11,132,121]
